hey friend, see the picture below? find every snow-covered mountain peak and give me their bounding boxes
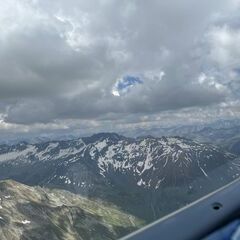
[0,133,238,192]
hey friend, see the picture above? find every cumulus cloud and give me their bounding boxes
[0,0,239,134]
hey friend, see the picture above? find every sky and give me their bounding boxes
[0,0,240,138]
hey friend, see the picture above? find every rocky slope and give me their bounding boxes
[0,180,143,240]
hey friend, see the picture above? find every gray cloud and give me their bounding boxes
[0,0,240,132]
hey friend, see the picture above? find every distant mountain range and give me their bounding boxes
[0,180,142,240]
[123,119,240,140]
[1,119,240,145]
[128,119,240,156]
[0,133,239,222]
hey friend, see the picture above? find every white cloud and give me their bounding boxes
[207,25,240,67]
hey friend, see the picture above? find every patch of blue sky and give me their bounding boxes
[117,75,143,90]
[112,75,143,96]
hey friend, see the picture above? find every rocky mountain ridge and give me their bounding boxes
[0,179,142,240]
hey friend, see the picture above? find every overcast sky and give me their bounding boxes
[0,0,240,137]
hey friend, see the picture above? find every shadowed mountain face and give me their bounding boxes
[0,133,239,221]
[0,180,143,240]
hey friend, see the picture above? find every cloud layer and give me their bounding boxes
[0,0,240,134]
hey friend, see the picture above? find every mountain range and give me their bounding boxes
[0,133,239,222]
